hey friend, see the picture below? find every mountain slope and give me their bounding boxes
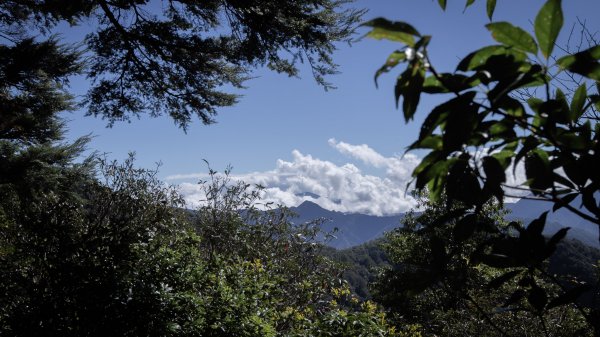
[290,201,404,249]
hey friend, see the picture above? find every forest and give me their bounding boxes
[1,0,599,336]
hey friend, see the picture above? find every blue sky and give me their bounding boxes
[61,0,600,214]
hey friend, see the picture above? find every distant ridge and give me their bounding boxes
[290,200,404,249]
[289,196,599,249]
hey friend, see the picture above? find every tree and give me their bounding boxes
[363,0,600,333]
[371,193,590,336]
[1,0,363,130]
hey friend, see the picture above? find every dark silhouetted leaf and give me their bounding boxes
[547,227,569,248]
[438,0,447,10]
[547,284,592,309]
[528,285,547,312]
[557,45,600,81]
[453,213,478,242]
[552,193,578,211]
[526,211,548,236]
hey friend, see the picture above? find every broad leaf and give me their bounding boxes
[375,50,407,87]
[570,83,587,121]
[396,63,425,122]
[457,45,526,71]
[534,0,563,59]
[486,22,538,54]
[362,18,420,46]
[557,46,600,81]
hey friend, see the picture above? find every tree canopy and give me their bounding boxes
[1,0,363,129]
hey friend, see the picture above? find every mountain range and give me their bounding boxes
[290,197,599,249]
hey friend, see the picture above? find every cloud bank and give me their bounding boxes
[170,139,421,216]
[168,139,528,215]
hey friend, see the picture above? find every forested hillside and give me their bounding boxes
[2,0,600,336]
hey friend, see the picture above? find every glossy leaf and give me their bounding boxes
[457,45,525,71]
[362,18,420,46]
[534,0,563,59]
[486,22,538,54]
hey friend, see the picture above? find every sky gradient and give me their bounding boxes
[61,0,600,214]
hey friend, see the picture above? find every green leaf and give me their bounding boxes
[486,0,496,20]
[570,83,587,120]
[457,45,526,71]
[486,22,538,54]
[557,46,600,81]
[396,63,425,122]
[374,50,407,87]
[362,18,420,46]
[438,0,447,10]
[534,0,563,59]
[465,0,476,9]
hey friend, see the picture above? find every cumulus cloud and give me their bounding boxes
[167,139,530,215]
[168,142,421,216]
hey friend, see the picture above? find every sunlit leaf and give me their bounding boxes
[362,18,420,46]
[486,22,538,54]
[534,0,563,59]
[457,45,525,71]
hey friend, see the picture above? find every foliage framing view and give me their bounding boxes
[365,0,600,335]
[1,0,600,336]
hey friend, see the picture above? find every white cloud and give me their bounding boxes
[169,142,421,216]
[168,140,531,214]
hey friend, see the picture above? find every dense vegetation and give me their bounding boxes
[2,0,600,336]
[365,0,600,334]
